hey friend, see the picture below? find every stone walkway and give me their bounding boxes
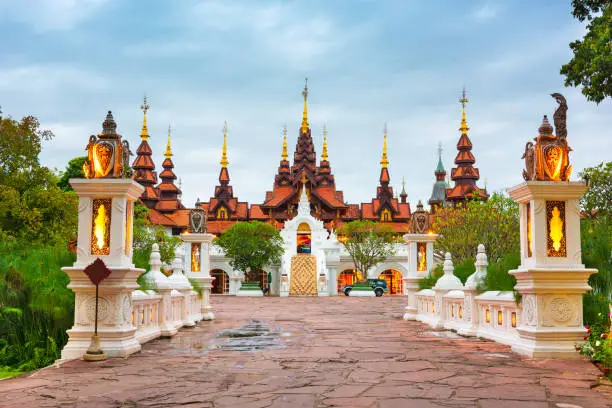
[1,296,610,408]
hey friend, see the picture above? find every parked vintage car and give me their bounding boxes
[342,279,389,297]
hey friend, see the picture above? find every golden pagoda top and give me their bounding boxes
[321,124,328,161]
[380,123,389,168]
[220,121,228,168]
[164,124,173,158]
[140,95,150,141]
[300,77,309,134]
[459,87,470,135]
[281,125,288,161]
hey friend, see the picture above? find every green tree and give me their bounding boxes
[337,220,397,283]
[561,0,612,103]
[213,221,284,279]
[131,202,182,272]
[0,113,77,246]
[579,161,612,217]
[57,156,86,192]
[431,193,519,264]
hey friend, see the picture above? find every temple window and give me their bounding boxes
[217,207,228,220]
[381,209,392,222]
[296,222,312,254]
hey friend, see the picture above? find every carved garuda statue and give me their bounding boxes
[410,201,429,234]
[189,208,207,233]
[83,111,131,179]
[522,94,572,182]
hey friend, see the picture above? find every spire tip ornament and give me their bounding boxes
[380,123,389,168]
[281,125,288,161]
[300,77,310,133]
[458,87,470,135]
[139,95,150,141]
[220,121,229,168]
[164,124,173,158]
[321,124,328,161]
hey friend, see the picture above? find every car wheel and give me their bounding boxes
[375,288,383,297]
[344,288,351,296]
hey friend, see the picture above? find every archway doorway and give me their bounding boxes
[337,269,361,293]
[246,268,269,290]
[378,269,404,295]
[211,269,229,294]
[296,222,312,254]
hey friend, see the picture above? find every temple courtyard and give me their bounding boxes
[1,296,610,408]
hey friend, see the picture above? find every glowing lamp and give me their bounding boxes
[546,201,566,257]
[91,199,111,255]
[497,310,503,326]
[511,312,517,328]
[191,243,201,272]
[417,243,427,272]
[485,309,491,324]
[459,306,463,319]
[451,306,455,318]
[526,202,532,257]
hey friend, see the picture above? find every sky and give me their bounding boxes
[1,0,610,210]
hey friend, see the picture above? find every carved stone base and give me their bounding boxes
[512,327,587,359]
[194,276,215,321]
[61,326,141,361]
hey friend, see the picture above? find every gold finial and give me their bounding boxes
[281,125,288,161]
[164,124,173,158]
[321,124,328,161]
[458,87,470,134]
[139,95,150,141]
[380,123,389,168]
[220,121,228,168]
[300,77,309,133]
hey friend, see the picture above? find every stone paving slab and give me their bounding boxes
[0,296,610,407]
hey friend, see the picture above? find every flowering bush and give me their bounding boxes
[578,311,612,379]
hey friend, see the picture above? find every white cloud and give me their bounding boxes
[0,64,109,92]
[471,4,499,22]
[0,0,112,32]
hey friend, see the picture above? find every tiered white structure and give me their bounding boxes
[181,232,216,320]
[403,233,437,320]
[61,179,145,360]
[507,181,595,358]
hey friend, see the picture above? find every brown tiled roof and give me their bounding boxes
[262,186,294,207]
[148,208,177,226]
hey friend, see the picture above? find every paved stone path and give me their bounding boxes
[1,296,610,408]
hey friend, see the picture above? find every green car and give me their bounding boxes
[342,279,389,297]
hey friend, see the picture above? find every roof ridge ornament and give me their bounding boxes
[140,94,150,141]
[298,184,310,215]
[164,124,173,158]
[380,123,389,168]
[458,87,469,135]
[300,77,309,134]
[221,121,229,168]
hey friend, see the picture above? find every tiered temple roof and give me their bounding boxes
[428,143,447,213]
[131,96,159,209]
[446,89,488,205]
[129,82,488,236]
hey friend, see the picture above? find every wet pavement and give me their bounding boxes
[0,296,610,407]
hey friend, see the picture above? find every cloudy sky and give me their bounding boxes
[1,0,610,209]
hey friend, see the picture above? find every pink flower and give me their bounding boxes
[602,333,608,339]
[584,336,588,340]
[585,325,590,329]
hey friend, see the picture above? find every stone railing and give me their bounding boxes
[131,244,204,346]
[412,245,522,346]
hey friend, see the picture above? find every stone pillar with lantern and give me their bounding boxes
[403,201,437,320]
[508,93,597,358]
[181,209,216,320]
[61,111,145,360]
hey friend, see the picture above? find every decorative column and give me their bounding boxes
[168,246,197,326]
[403,232,437,320]
[458,244,488,336]
[431,253,464,329]
[322,233,340,296]
[508,94,596,358]
[142,244,177,337]
[181,229,216,320]
[61,111,144,360]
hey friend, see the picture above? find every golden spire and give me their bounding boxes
[281,124,288,161]
[164,124,173,158]
[459,87,470,134]
[380,123,389,168]
[139,95,150,141]
[321,124,328,161]
[300,77,309,133]
[220,121,228,168]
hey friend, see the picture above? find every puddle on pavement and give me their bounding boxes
[209,319,287,352]
[424,330,468,340]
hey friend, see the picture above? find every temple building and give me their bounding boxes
[129,82,487,296]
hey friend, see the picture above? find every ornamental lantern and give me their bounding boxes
[82,111,132,179]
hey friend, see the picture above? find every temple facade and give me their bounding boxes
[129,82,487,295]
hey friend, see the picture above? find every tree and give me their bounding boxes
[560,1,612,103]
[0,113,77,246]
[213,221,284,279]
[431,193,519,264]
[579,161,612,217]
[57,156,86,192]
[131,202,182,271]
[337,220,397,283]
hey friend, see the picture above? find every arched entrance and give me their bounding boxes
[378,269,404,295]
[296,222,312,254]
[246,268,269,290]
[211,269,229,294]
[337,269,361,293]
